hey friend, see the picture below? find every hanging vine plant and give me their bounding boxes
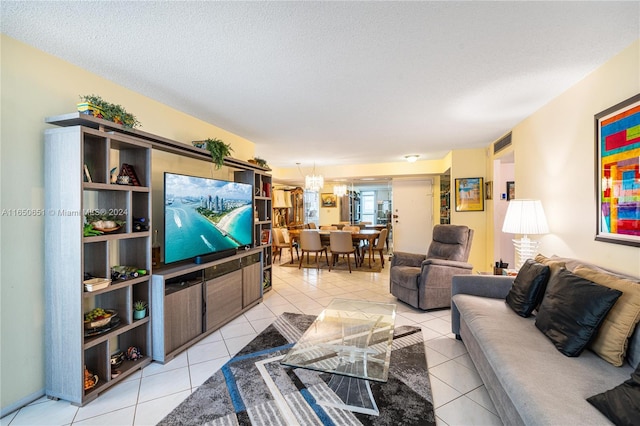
[193,138,234,169]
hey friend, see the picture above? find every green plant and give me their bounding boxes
[253,157,269,169]
[204,138,234,169]
[133,300,147,311]
[79,94,141,128]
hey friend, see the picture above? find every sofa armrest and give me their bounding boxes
[391,252,426,268]
[451,275,515,338]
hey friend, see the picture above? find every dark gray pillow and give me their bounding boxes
[587,363,640,426]
[505,259,550,317]
[535,268,622,357]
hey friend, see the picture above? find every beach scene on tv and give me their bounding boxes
[164,173,253,264]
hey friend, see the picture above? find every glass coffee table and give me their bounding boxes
[281,298,397,415]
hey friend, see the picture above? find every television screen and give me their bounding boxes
[164,172,253,264]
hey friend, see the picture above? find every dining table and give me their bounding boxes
[287,228,381,268]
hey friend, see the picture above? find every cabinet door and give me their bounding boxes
[205,270,242,331]
[164,283,203,353]
[242,262,262,307]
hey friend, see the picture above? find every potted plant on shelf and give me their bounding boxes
[192,138,233,169]
[78,94,141,129]
[133,300,148,320]
[248,156,270,170]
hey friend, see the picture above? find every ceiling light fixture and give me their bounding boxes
[405,155,420,163]
[298,162,324,192]
[333,184,348,197]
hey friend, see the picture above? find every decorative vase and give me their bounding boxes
[133,308,146,320]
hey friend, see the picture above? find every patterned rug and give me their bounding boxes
[159,312,435,426]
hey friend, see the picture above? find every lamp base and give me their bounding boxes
[512,235,539,270]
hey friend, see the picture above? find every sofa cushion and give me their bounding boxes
[587,363,640,426]
[535,268,622,357]
[574,266,640,367]
[505,259,550,317]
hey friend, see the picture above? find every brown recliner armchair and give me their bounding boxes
[390,225,474,310]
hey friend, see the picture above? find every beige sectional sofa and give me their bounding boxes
[451,255,640,425]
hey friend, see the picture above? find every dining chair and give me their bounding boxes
[319,225,338,230]
[370,228,388,268]
[307,223,317,229]
[298,230,329,270]
[341,225,363,265]
[272,227,298,263]
[329,231,356,273]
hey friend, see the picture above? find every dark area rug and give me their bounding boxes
[159,312,435,426]
[279,256,383,273]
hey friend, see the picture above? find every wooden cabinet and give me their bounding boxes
[44,125,152,406]
[151,249,261,363]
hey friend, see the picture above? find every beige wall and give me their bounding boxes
[450,149,489,272]
[507,39,640,277]
[0,35,256,412]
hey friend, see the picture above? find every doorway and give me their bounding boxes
[392,179,434,254]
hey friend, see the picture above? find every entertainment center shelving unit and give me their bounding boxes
[44,112,271,405]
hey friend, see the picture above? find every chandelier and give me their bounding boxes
[305,174,324,192]
[333,184,348,197]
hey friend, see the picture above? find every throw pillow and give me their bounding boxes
[505,259,550,317]
[574,266,640,367]
[587,363,640,426]
[535,268,622,357]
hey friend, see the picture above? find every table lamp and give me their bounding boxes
[502,199,549,269]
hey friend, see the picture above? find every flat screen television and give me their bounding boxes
[164,172,253,264]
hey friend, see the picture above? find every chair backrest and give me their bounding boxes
[307,223,317,229]
[320,225,337,230]
[272,227,284,244]
[299,230,323,250]
[342,225,360,233]
[375,228,388,249]
[426,225,474,262]
[329,231,354,252]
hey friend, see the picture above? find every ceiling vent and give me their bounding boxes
[493,132,512,154]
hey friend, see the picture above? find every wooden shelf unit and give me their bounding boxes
[44,125,152,406]
[44,112,272,404]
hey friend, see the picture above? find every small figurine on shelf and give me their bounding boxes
[125,346,143,361]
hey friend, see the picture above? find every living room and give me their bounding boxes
[2,2,640,425]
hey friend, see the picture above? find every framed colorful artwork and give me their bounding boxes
[595,93,640,247]
[455,177,484,212]
[320,193,337,208]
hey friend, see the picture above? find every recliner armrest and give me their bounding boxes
[451,274,515,337]
[421,258,473,270]
[391,252,426,268]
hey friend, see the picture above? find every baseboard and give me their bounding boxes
[1,388,45,418]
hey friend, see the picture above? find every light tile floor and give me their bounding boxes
[1,256,503,426]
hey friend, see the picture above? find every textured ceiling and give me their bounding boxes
[2,1,639,170]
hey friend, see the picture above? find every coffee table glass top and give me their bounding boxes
[280,298,397,382]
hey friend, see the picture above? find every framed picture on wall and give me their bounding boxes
[595,93,640,247]
[506,181,515,201]
[320,193,337,208]
[455,177,484,212]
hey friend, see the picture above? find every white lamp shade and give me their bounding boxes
[273,190,292,208]
[502,199,549,235]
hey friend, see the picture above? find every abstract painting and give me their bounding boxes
[595,93,640,246]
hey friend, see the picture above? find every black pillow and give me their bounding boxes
[587,363,640,426]
[505,259,550,317]
[535,268,622,357]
